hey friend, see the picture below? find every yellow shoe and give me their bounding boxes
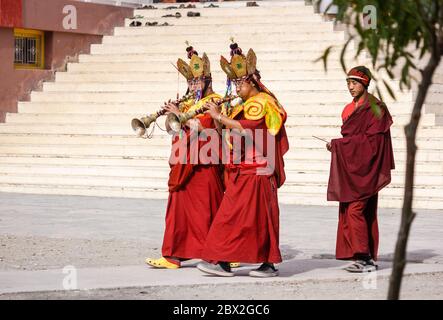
[229,262,241,268]
[145,257,180,269]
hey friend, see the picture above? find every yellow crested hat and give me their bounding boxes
[176,42,211,80]
[220,39,257,80]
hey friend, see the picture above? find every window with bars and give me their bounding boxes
[14,29,45,69]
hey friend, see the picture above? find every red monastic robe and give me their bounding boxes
[162,94,224,260]
[201,92,289,264]
[328,94,395,260]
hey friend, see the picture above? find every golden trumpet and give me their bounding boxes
[166,95,243,133]
[131,92,195,138]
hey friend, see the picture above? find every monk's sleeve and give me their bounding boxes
[198,113,216,129]
[328,109,394,202]
[238,117,266,130]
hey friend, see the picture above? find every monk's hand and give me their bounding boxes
[162,100,180,115]
[326,142,332,152]
[205,101,221,119]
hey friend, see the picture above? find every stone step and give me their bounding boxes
[284,114,437,126]
[0,153,439,174]
[124,16,325,27]
[3,122,441,138]
[1,131,442,150]
[425,103,443,115]
[0,133,170,146]
[133,6,314,18]
[78,50,354,63]
[138,1,306,8]
[0,141,442,163]
[277,193,443,210]
[89,40,343,54]
[280,182,443,198]
[422,92,443,104]
[432,73,443,83]
[107,31,343,44]
[54,70,352,82]
[0,144,169,158]
[0,154,169,168]
[4,0,442,211]
[428,83,443,93]
[0,173,442,200]
[0,171,441,196]
[113,23,334,36]
[284,171,443,186]
[29,91,412,104]
[42,79,402,93]
[17,101,417,115]
[67,59,343,73]
[0,163,440,187]
[0,183,168,200]
[0,182,439,209]
[0,163,170,179]
[5,111,436,127]
[283,125,443,139]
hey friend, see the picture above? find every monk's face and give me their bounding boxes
[188,78,204,94]
[234,77,255,101]
[347,79,366,99]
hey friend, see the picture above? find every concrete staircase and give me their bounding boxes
[0,1,442,209]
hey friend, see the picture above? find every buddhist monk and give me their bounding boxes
[327,66,395,272]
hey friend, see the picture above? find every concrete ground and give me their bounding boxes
[0,192,442,300]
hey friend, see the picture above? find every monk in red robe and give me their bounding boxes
[327,66,395,272]
[145,45,225,269]
[196,42,289,277]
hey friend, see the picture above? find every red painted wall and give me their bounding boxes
[0,0,22,27]
[0,0,133,122]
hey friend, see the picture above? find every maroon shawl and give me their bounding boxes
[327,94,395,202]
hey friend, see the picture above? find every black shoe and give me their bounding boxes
[129,21,142,27]
[249,263,279,278]
[139,5,157,10]
[246,1,259,7]
[187,11,201,17]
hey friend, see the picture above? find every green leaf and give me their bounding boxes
[383,79,397,101]
[314,46,333,72]
[340,37,354,73]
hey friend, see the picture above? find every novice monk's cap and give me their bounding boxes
[346,66,372,88]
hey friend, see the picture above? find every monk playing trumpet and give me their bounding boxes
[145,44,239,269]
[197,41,289,278]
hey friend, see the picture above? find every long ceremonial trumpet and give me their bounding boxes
[166,95,243,133]
[131,92,195,138]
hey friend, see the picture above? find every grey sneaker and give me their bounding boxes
[345,260,377,273]
[249,263,279,278]
[197,262,234,277]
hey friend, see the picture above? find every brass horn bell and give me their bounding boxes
[131,113,161,138]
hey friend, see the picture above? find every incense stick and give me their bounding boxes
[312,135,329,143]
